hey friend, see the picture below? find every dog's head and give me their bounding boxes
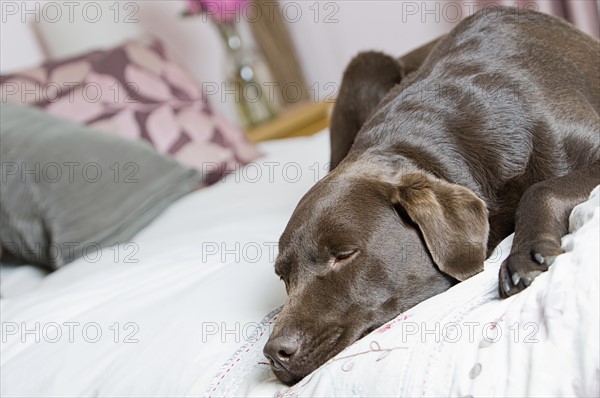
[263,162,489,384]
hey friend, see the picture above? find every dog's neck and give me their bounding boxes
[338,148,486,202]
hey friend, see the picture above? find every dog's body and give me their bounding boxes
[265,7,600,384]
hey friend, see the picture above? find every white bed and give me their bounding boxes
[0,132,327,396]
[1,131,599,397]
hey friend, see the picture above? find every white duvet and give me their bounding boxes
[1,131,598,397]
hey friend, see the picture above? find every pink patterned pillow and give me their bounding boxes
[0,39,261,184]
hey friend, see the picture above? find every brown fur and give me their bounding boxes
[392,172,489,281]
[265,7,600,384]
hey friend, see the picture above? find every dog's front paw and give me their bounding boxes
[498,240,562,298]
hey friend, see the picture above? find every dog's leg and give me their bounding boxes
[329,37,443,171]
[499,161,600,297]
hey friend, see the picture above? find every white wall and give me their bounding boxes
[281,0,453,98]
[0,0,455,123]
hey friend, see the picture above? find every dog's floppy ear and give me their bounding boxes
[391,173,489,281]
[329,52,405,171]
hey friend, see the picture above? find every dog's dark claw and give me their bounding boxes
[499,242,562,298]
[511,272,521,286]
[502,278,513,297]
[532,251,558,267]
[522,270,543,287]
[533,252,545,265]
[499,260,518,298]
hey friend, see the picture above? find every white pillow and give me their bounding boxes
[0,17,45,73]
[35,1,142,60]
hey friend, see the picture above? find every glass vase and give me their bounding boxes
[214,21,278,129]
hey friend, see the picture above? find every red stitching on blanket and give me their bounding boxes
[208,316,278,397]
[376,314,411,334]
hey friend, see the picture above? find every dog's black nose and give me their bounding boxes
[263,335,299,372]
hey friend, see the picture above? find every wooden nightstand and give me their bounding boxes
[245,102,331,142]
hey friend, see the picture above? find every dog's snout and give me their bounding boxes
[263,334,299,372]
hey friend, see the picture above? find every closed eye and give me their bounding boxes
[331,249,360,267]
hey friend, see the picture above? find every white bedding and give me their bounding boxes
[1,131,598,397]
[0,132,330,397]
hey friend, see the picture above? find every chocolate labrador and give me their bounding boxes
[264,7,600,384]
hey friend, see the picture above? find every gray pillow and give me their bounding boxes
[0,103,202,268]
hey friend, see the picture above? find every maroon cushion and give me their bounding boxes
[0,39,261,185]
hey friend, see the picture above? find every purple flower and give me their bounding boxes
[185,0,249,23]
